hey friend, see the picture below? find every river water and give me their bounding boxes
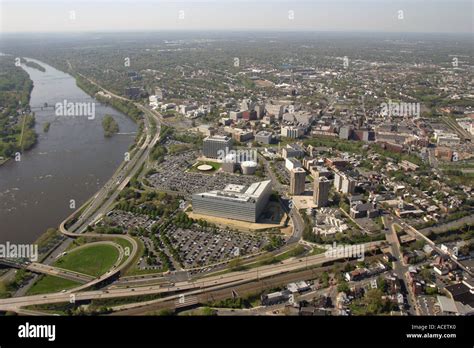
[0,58,137,244]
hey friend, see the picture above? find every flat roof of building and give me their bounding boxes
[195,180,271,204]
[204,135,231,141]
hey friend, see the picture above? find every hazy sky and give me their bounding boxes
[1,0,472,33]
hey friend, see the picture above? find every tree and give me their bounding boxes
[102,115,119,137]
[337,281,350,293]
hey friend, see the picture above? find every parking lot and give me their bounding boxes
[147,150,263,197]
[166,225,269,269]
[101,210,157,232]
[136,235,167,271]
[272,160,290,185]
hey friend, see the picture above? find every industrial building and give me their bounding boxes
[192,180,272,222]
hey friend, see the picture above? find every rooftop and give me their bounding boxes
[196,180,272,204]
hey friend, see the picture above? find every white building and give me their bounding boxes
[281,126,304,139]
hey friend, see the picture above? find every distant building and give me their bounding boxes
[339,125,353,140]
[350,202,379,219]
[240,98,254,111]
[262,114,275,125]
[265,103,284,119]
[229,111,243,121]
[255,131,273,144]
[290,167,306,195]
[232,129,254,142]
[437,135,460,146]
[435,147,454,161]
[282,144,305,159]
[242,110,257,121]
[124,87,141,99]
[313,177,331,208]
[177,104,198,115]
[281,126,304,139]
[285,158,302,171]
[254,104,265,118]
[197,125,216,137]
[192,180,272,222]
[399,160,419,172]
[325,158,349,170]
[333,170,356,195]
[310,166,331,179]
[154,87,164,100]
[353,129,375,142]
[341,175,357,195]
[203,135,233,159]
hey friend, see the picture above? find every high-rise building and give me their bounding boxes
[254,104,265,118]
[333,169,357,195]
[333,171,343,191]
[265,103,284,119]
[290,167,306,195]
[341,176,357,195]
[203,135,233,159]
[313,177,331,208]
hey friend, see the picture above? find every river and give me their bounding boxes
[0,58,137,244]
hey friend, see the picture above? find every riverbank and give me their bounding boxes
[0,158,10,167]
[0,57,138,244]
[0,55,36,164]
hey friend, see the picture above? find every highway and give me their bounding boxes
[0,241,383,312]
[25,263,94,283]
[48,74,166,294]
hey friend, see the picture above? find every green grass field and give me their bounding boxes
[26,275,80,295]
[190,161,222,172]
[54,244,119,277]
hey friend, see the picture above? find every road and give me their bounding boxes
[395,217,473,277]
[259,154,304,244]
[26,263,94,283]
[0,241,382,312]
[50,72,168,289]
[384,217,418,315]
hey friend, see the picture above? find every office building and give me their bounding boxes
[281,126,304,139]
[255,131,273,144]
[281,144,305,159]
[202,135,233,159]
[192,180,272,222]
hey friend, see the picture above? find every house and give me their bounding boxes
[344,268,368,282]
